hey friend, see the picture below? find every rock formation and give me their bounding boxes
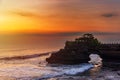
[46,33,120,64]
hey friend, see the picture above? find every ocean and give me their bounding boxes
[0,33,120,80]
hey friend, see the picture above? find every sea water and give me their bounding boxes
[0,51,94,80]
[0,48,102,80]
[0,34,119,79]
[0,42,94,79]
[0,52,104,80]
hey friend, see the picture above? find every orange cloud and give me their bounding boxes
[1,0,120,34]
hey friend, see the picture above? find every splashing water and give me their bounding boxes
[0,48,95,80]
[89,54,103,67]
[0,63,94,79]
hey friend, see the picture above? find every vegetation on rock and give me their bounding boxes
[46,33,120,64]
[65,33,101,50]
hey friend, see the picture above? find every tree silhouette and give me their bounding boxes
[65,33,101,50]
[75,33,101,48]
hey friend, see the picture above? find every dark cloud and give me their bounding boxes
[54,32,120,37]
[101,13,118,18]
[16,32,120,37]
[18,32,83,37]
[10,10,39,17]
[9,10,60,19]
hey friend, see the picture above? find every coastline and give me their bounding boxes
[0,52,51,60]
[0,60,119,80]
[44,64,120,80]
[0,51,119,80]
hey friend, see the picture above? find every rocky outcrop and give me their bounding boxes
[46,48,90,64]
[99,44,120,62]
[99,50,120,62]
[46,33,120,64]
[46,34,100,64]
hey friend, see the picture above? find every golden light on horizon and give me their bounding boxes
[0,0,120,34]
[0,12,34,34]
[0,0,54,34]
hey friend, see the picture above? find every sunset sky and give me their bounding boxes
[0,0,120,34]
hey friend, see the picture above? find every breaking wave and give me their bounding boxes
[0,63,93,79]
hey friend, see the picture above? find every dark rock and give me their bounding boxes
[105,79,112,80]
[117,71,120,76]
[103,62,120,69]
[46,34,100,64]
[98,75,104,78]
[46,48,90,64]
[68,77,74,79]
[46,33,120,65]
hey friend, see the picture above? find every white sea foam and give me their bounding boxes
[89,54,102,67]
[0,63,94,79]
[0,48,94,79]
[64,64,93,75]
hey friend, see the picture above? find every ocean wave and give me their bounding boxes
[0,53,50,60]
[0,63,93,79]
[39,64,94,79]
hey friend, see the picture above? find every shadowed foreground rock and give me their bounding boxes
[46,33,120,64]
[46,48,90,64]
